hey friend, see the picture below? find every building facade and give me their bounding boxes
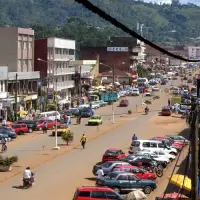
[0,27,34,72]
[34,37,75,101]
[188,46,200,59]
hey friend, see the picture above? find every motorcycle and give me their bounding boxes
[141,165,163,177]
[23,173,35,189]
[1,144,7,153]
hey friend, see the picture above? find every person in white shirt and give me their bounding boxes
[96,168,104,179]
[2,118,6,126]
[23,167,32,179]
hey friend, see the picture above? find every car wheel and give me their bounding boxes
[169,152,176,156]
[29,128,33,133]
[39,127,43,131]
[144,186,152,194]
[18,131,24,135]
[113,187,120,194]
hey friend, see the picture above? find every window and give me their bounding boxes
[128,175,137,181]
[123,168,131,172]
[69,49,75,55]
[47,113,53,117]
[105,192,122,199]
[1,81,3,92]
[158,143,165,148]
[118,175,128,181]
[91,191,106,198]
[132,168,140,173]
[23,42,27,50]
[28,42,32,49]
[131,141,140,147]
[18,60,21,69]
[142,142,150,147]
[78,191,90,197]
[112,168,121,172]
[150,142,157,148]
[18,41,21,49]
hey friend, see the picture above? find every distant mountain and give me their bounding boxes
[1,0,200,44]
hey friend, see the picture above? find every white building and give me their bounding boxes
[188,46,200,59]
[35,37,76,101]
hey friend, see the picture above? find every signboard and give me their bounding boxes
[0,67,8,80]
[107,47,129,52]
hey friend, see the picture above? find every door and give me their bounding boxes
[117,175,129,191]
[131,168,143,179]
[105,191,123,200]
[128,175,141,190]
[91,191,106,199]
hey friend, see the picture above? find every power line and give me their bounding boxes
[75,0,200,62]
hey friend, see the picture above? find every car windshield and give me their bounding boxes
[125,155,135,159]
[101,162,113,168]
[106,173,118,180]
[57,125,66,129]
[105,150,119,155]
[36,120,44,124]
[91,116,99,120]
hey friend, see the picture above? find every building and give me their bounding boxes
[188,46,200,59]
[0,27,34,72]
[80,37,145,75]
[34,37,76,102]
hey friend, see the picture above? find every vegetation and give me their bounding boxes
[0,156,18,166]
[145,100,152,104]
[0,0,200,46]
[61,132,74,145]
[153,96,160,100]
[128,110,132,115]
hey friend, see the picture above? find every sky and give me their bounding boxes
[143,0,200,5]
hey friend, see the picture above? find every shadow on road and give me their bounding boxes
[12,185,24,190]
[85,177,96,182]
[178,128,190,140]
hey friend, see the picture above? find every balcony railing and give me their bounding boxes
[55,67,75,75]
[48,80,74,91]
[54,54,75,61]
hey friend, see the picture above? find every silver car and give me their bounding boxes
[93,161,130,175]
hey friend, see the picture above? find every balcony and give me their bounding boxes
[54,54,75,61]
[48,80,74,91]
[55,67,75,75]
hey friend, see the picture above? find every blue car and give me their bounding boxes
[0,128,17,139]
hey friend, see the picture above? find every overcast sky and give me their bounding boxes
[143,0,200,5]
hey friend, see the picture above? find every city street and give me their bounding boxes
[0,87,187,200]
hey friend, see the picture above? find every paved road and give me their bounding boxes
[0,92,176,200]
[3,93,152,160]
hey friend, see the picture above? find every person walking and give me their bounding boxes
[168,98,171,107]
[96,168,104,179]
[80,134,87,149]
[132,134,138,141]
[2,118,6,127]
[43,121,48,134]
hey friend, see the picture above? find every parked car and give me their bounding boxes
[112,165,157,180]
[70,108,80,117]
[161,107,171,116]
[96,100,107,107]
[36,120,56,131]
[0,128,16,139]
[88,115,102,126]
[39,111,61,121]
[17,120,37,132]
[52,124,70,136]
[119,99,129,107]
[102,148,126,162]
[11,123,29,135]
[131,88,139,96]
[93,161,131,176]
[80,108,94,118]
[152,86,159,91]
[90,101,100,109]
[167,135,189,145]
[96,172,157,194]
[73,186,123,200]
[0,133,9,141]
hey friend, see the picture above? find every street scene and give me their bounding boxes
[0,0,200,200]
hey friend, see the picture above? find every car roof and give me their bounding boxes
[110,171,133,175]
[115,165,138,169]
[107,148,120,151]
[77,186,114,192]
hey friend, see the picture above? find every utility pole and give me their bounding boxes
[15,73,18,121]
[80,65,82,96]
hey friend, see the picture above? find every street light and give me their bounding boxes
[100,62,115,124]
[37,58,60,150]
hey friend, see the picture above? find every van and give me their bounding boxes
[129,140,177,155]
[39,111,60,121]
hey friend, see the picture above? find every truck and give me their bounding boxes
[100,91,119,103]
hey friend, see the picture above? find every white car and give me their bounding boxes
[152,86,159,91]
[131,88,139,96]
[90,102,99,109]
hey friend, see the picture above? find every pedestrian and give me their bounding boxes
[2,118,6,127]
[168,98,171,106]
[96,168,104,179]
[80,134,87,149]
[43,121,48,134]
[132,134,138,141]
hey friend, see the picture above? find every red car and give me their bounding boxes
[112,165,156,180]
[161,107,171,116]
[36,120,56,131]
[73,186,123,200]
[152,137,184,148]
[119,99,129,107]
[102,148,126,162]
[11,123,29,134]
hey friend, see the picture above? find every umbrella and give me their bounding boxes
[156,192,189,199]
[168,174,191,191]
[17,110,28,115]
[124,190,147,200]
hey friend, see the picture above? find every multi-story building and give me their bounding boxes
[34,37,75,101]
[0,27,40,113]
[188,46,200,59]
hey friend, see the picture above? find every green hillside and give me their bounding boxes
[1,0,200,46]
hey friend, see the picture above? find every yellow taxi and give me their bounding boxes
[52,124,70,136]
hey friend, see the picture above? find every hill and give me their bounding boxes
[1,0,200,46]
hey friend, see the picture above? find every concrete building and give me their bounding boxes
[0,27,34,72]
[34,37,75,101]
[188,46,200,59]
